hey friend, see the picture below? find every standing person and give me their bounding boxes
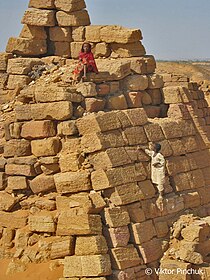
[72,42,98,82]
[139,143,165,199]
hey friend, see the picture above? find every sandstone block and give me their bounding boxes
[6,37,47,56]
[51,236,75,259]
[111,42,146,57]
[169,138,186,156]
[22,8,56,26]
[30,174,55,194]
[124,91,142,108]
[127,57,147,74]
[56,10,90,26]
[29,212,55,233]
[84,25,103,42]
[160,120,183,139]
[20,25,47,40]
[93,42,111,58]
[54,171,91,194]
[59,151,83,172]
[154,220,169,238]
[165,195,184,215]
[88,147,131,170]
[7,74,31,90]
[56,193,92,212]
[7,176,28,192]
[181,222,210,243]
[14,229,30,249]
[110,245,141,270]
[159,260,192,280]
[31,137,60,157]
[21,120,56,139]
[104,183,143,206]
[15,104,32,121]
[148,74,164,89]
[123,108,148,126]
[64,254,112,277]
[76,82,97,97]
[88,60,131,82]
[72,26,85,41]
[4,139,31,158]
[106,94,128,110]
[81,130,125,153]
[124,75,148,91]
[85,98,106,112]
[91,165,138,190]
[29,0,55,8]
[31,101,73,120]
[126,202,145,223]
[101,26,142,43]
[7,58,43,75]
[57,211,102,235]
[49,26,72,42]
[0,210,28,229]
[57,120,78,136]
[123,126,148,145]
[0,53,13,71]
[138,238,163,263]
[182,191,201,209]
[76,111,121,135]
[131,220,156,244]
[75,235,108,256]
[163,86,192,104]
[144,123,164,142]
[35,85,81,103]
[104,226,130,248]
[104,207,130,228]
[0,192,16,211]
[5,163,36,177]
[55,0,86,12]
[182,136,199,153]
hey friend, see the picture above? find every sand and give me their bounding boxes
[0,260,63,280]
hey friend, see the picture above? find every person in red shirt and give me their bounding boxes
[73,42,98,82]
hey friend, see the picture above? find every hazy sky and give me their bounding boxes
[0,0,210,60]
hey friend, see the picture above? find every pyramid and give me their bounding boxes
[6,0,145,59]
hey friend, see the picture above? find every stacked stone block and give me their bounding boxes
[5,0,146,59]
[160,215,210,280]
[1,88,210,278]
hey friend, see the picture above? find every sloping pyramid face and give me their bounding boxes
[6,0,146,59]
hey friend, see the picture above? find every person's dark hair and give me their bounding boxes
[154,143,161,153]
[81,42,92,53]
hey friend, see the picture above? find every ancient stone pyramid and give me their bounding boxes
[6,0,145,59]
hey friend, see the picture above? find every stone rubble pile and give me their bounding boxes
[159,214,210,280]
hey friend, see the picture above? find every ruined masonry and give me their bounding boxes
[0,0,210,279]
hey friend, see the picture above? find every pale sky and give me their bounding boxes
[0,0,210,60]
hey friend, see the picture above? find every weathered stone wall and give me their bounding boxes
[0,74,210,278]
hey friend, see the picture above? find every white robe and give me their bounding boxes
[145,149,165,185]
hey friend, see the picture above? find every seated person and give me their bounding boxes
[72,42,98,82]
